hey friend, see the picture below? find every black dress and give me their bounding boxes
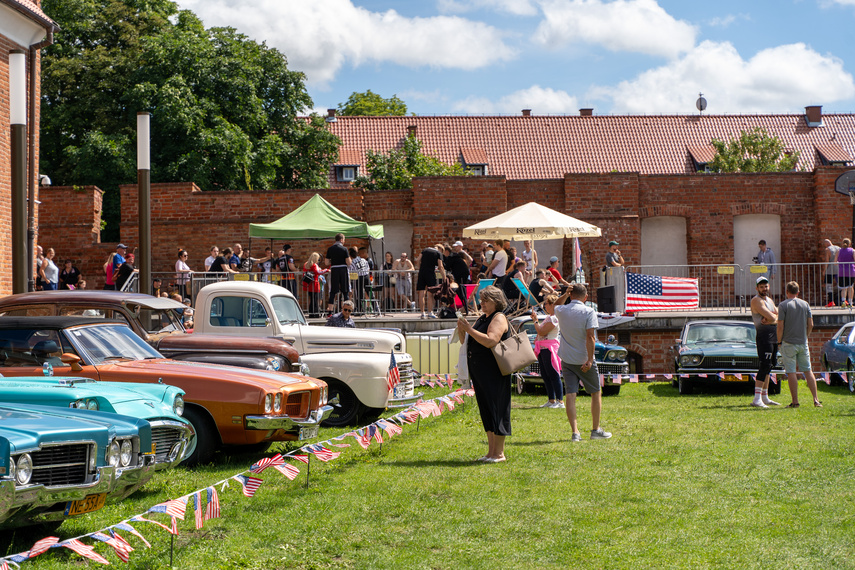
[467,311,512,436]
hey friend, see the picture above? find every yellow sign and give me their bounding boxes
[750,265,768,274]
[716,266,735,275]
[66,493,106,516]
[233,273,250,281]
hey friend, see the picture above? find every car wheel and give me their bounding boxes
[181,406,218,466]
[360,407,385,424]
[678,376,693,395]
[602,385,621,396]
[322,380,362,427]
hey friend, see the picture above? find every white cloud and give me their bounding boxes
[708,13,750,27]
[532,0,697,59]
[437,0,540,16]
[827,0,855,5]
[591,40,855,114]
[179,0,516,87]
[453,85,578,114]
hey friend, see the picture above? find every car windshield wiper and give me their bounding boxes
[100,355,135,361]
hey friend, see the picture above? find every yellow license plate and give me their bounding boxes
[722,374,743,382]
[65,493,106,516]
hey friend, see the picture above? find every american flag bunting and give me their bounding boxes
[193,491,204,529]
[205,487,220,520]
[304,443,340,462]
[251,453,285,474]
[293,454,310,464]
[26,536,59,558]
[234,474,263,497]
[386,351,400,393]
[61,539,109,565]
[113,523,151,547]
[275,463,300,480]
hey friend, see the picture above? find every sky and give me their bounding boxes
[177,0,855,117]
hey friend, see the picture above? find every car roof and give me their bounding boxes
[687,320,752,326]
[0,316,125,330]
[0,290,184,310]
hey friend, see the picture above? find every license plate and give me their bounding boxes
[394,385,407,399]
[65,493,106,516]
[299,425,319,440]
[722,374,743,382]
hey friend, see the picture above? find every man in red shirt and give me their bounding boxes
[545,256,572,289]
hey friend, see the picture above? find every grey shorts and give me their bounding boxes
[396,278,412,296]
[562,361,601,394]
[781,342,811,373]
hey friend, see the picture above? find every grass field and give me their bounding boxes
[5,381,855,569]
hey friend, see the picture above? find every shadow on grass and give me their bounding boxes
[385,459,489,468]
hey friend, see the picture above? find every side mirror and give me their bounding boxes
[60,352,84,372]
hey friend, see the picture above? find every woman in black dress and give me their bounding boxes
[456,285,511,463]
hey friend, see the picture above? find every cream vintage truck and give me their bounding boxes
[192,281,419,426]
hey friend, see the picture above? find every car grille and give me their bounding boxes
[151,425,185,463]
[598,362,625,375]
[397,360,415,396]
[30,443,90,487]
[285,392,310,420]
[702,356,760,370]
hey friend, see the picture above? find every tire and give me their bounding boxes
[602,385,621,396]
[181,406,219,466]
[360,407,384,424]
[678,376,693,395]
[322,380,362,427]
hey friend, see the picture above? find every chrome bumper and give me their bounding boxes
[149,419,196,471]
[245,405,334,431]
[109,454,157,502]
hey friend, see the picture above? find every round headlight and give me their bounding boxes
[274,393,282,413]
[120,440,133,467]
[173,394,185,417]
[264,394,273,413]
[75,399,87,409]
[605,350,617,361]
[15,454,32,485]
[87,399,99,410]
[614,350,627,361]
[106,441,120,467]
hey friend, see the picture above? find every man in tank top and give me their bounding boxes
[750,276,780,408]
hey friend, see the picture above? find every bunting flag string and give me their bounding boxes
[0,387,473,568]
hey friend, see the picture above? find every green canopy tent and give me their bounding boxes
[248,193,384,240]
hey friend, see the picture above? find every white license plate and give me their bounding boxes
[299,425,319,440]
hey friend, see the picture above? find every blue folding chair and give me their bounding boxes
[471,278,495,310]
[509,278,542,316]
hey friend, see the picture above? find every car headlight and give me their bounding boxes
[320,385,328,406]
[264,394,273,413]
[265,356,283,372]
[119,440,133,467]
[274,393,282,413]
[106,440,120,467]
[89,445,97,472]
[14,454,32,485]
[605,350,627,361]
[87,399,99,410]
[680,354,702,366]
[71,399,86,409]
[173,394,185,416]
[299,362,310,376]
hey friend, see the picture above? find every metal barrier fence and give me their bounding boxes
[623,262,841,312]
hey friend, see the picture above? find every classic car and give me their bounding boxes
[0,375,194,469]
[0,290,303,374]
[191,281,420,426]
[0,317,332,465]
[511,316,630,396]
[0,402,156,530]
[820,321,855,385]
[670,320,783,395]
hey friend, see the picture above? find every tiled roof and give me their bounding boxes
[1,0,56,28]
[815,142,852,164]
[320,112,855,186]
[460,148,489,165]
[686,145,716,165]
[335,149,362,166]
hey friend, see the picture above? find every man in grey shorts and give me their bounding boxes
[554,283,612,441]
[777,281,822,408]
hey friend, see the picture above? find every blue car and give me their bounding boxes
[0,403,156,530]
[820,321,855,385]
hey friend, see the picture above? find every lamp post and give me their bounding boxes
[138,112,151,296]
[10,50,28,294]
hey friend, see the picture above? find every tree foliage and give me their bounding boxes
[337,90,409,116]
[40,0,340,239]
[707,127,800,173]
[352,135,468,191]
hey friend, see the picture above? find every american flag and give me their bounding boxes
[303,443,341,462]
[352,429,371,449]
[112,523,150,548]
[367,424,383,444]
[92,532,133,563]
[293,454,310,464]
[626,273,699,311]
[26,536,59,558]
[275,463,300,480]
[205,487,220,520]
[234,474,263,497]
[386,351,400,393]
[192,491,204,529]
[251,453,285,473]
[62,539,109,565]
[149,498,186,520]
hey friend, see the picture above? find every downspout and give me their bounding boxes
[27,26,55,291]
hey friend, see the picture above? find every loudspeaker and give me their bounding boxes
[597,285,616,313]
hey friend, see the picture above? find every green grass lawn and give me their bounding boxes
[6,382,855,569]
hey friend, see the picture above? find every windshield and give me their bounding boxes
[137,308,186,334]
[67,324,164,364]
[686,324,756,344]
[271,295,307,325]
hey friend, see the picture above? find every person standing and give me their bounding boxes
[302,252,327,318]
[230,244,243,271]
[456,286,511,463]
[532,293,564,409]
[416,244,445,319]
[325,233,351,314]
[393,252,415,310]
[835,238,855,307]
[204,246,219,272]
[605,240,624,267]
[381,252,395,311]
[554,283,612,441]
[59,259,81,290]
[756,239,776,281]
[446,241,473,315]
[278,245,298,295]
[777,281,822,408]
[115,253,137,290]
[349,246,370,313]
[750,275,780,408]
[522,240,538,280]
[257,247,275,283]
[485,239,508,285]
[209,248,237,274]
[41,248,60,290]
[822,239,841,307]
[174,249,193,301]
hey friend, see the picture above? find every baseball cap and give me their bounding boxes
[608,240,619,247]
[117,243,127,249]
[549,256,559,263]
[756,276,769,284]
[453,241,463,247]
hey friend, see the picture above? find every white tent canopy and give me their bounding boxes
[462,202,601,241]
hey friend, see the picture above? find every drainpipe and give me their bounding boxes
[28,27,55,292]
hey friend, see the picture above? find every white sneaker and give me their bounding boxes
[750,400,768,408]
[762,398,781,406]
[571,432,582,442]
[555,401,565,408]
[590,428,612,439]
[428,312,438,319]
[540,402,553,408]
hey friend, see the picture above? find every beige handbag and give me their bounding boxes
[491,321,537,375]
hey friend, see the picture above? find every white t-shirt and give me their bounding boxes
[491,249,508,277]
[204,255,216,271]
[536,314,559,341]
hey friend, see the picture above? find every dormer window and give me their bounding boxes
[460,148,489,176]
[337,166,357,182]
[687,145,716,173]
[815,143,852,167]
[334,149,362,183]
[467,165,485,176]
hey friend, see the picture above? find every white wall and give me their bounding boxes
[370,220,413,263]
[641,216,688,269]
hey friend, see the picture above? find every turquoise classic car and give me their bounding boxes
[0,375,194,469]
[0,402,157,530]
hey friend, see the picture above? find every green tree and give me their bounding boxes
[40,0,339,240]
[352,135,468,191]
[707,127,800,173]
[337,90,409,116]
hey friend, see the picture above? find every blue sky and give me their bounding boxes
[178,0,855,116]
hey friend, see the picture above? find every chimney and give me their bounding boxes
[805,105,823,127]
[579,108,593,117]
[325,108,337,123]
[407,125,417,138]
[521,109,531,117]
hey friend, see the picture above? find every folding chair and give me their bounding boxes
[506,278,541,317]
[470,279,495,311]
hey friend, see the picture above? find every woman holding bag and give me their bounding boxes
[457,285,511,463]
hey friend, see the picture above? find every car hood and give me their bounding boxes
[0,377,174,405]
[104,359,311,389]
[0,404,134,452]
[680,342,755,355]
[299,326,406,354]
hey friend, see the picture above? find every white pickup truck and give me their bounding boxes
[193,281,419,426]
